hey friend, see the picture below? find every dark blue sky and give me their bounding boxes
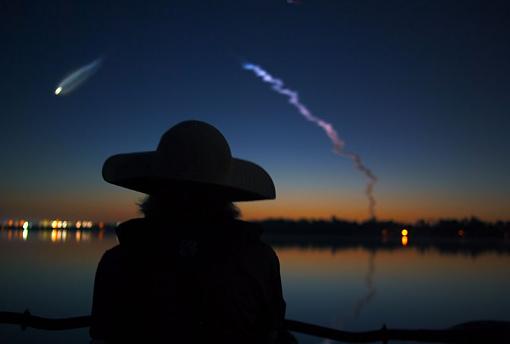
[1,0,509,222]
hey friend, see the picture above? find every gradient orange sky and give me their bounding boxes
[2,2,510,225]
[2,184,508,223]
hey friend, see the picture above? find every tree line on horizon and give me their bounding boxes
[256,216,510,239]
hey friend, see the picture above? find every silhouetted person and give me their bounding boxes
[90,121,296,343]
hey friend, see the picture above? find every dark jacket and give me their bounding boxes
[90,218,295,343]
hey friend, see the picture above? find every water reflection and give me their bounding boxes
[2,227,510,257]
[0,228,97,243]
[352,251,376,318]
[1,228,510,344]
[264,233,510,257]
[401,235,409,247]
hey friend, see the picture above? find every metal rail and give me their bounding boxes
[1,310,509,343]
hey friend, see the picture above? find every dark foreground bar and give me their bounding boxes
[1,311,509,343]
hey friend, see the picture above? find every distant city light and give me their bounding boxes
[82,221,93,228]
[1,217,105,232]
[401,229,408,236]
[40,219,50,228]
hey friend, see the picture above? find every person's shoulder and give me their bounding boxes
[234,220,279,263]
[115,218,147,245]
[99,244,122,265]
[93,245,123,278]
[232,219,263,240]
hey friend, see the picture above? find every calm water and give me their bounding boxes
[1,228,510,343]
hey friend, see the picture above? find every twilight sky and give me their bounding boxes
[1,0,509,222]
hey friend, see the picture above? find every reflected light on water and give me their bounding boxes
[47,229,92,243]
[402,235,409,246]
[1,228,98,243]
[2,233,510,344]
[51,229,57,242]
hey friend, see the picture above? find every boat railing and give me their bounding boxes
[0,310,509,343]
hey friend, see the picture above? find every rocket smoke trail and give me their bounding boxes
[54,58,102,96]
[243,63,377,219]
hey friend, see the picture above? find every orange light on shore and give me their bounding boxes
[401,229,409,236]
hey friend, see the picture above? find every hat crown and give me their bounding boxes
[155,121,232,182]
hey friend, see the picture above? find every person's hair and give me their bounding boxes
[138,192,240,223]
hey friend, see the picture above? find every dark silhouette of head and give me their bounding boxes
[102,121,275,223]
[138,192,240,223]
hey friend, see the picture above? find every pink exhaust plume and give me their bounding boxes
[243,62,377,219]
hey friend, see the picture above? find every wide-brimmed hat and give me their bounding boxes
[102,120,276,201]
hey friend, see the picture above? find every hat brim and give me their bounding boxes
[102,152,276,201]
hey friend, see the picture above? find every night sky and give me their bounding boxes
[1,0,509,222]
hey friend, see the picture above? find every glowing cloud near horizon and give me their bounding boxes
[54,58,102,96]
[243,62,377,219]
